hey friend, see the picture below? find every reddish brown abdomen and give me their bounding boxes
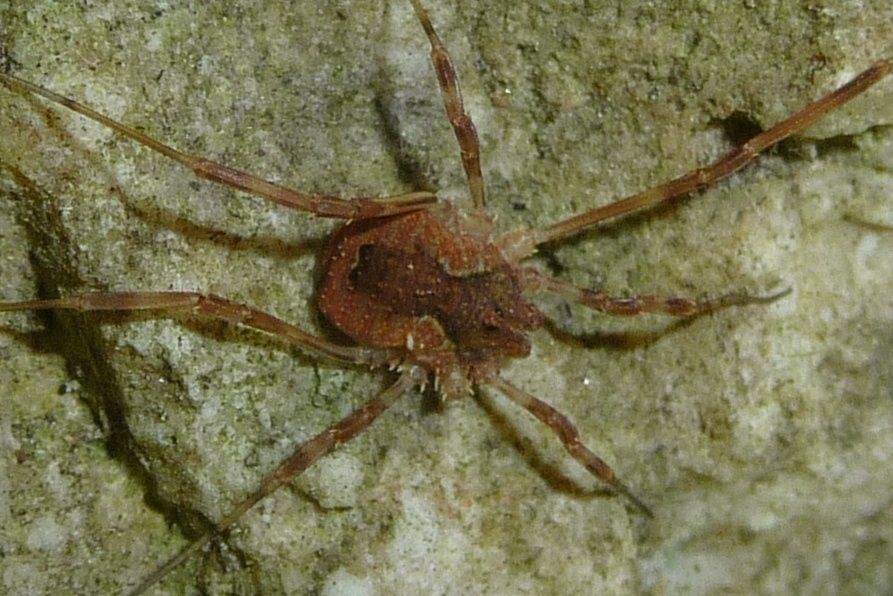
[317,207,543,362]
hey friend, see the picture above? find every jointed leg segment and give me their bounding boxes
[126,366,424,596]
[0,73,435,220]
[525,269,791,317]
[410,0,486,208]
[489,376,653,517]
[505,59,893,255]
[2,288,417,596]
[0,291,389,366]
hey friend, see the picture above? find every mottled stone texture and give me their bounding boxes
[1,1,891,594]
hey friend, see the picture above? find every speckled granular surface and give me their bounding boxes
[1,1,892,594]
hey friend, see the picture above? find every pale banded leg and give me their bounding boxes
[525,269,790,317]
[0,73,435,220]
[0,291,388,366]
[127,366,425,596]
[488,376,653,517]
[410,0,487,208]
[498,59,893,259]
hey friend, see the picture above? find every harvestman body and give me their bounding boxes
[1,1,890,592]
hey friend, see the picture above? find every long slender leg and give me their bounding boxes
[524,269,790,317]
[0,292,390,366]
[126,366,424,596]
[410,0,487,208]
[488,376,653,517]
[0,73,435,220]
[497,59,893,258]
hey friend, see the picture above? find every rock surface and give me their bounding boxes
[1,1,891,594]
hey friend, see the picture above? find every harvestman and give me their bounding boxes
[1,1,890,593]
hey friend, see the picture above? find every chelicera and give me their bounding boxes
[1,1,890,593]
